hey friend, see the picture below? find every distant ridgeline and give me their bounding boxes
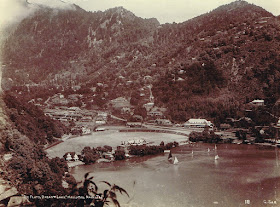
[2,0,280,122]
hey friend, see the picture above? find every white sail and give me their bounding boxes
[215,145,217,150]
[173,156,179,164]
[215,155,219,160]
[208,148,210,152]
[191,150,194,155]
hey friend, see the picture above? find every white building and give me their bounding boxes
[66,153,72,161]
[95,127,105,131]
[250,99,264,106]
[277,118,280,127]
[126,122,142,127]
[126,139,147,145]
[97,111,108,119]
[143,102,154,111]
[82,127,91,135]
[96,120,106,125]
[73,154,79,161]
[184,119,213,128]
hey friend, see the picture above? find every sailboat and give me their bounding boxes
[214,144,219,160]
[207,148,210,153]
[168,151,173,160]
[191,150,194,155]
[173,156,179,165]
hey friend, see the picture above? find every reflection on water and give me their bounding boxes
[71,144,280,207]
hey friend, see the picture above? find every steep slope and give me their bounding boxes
[0,93,71,205]
[2,5,159,86]
[151,1,280,122]
[2,0,280,122]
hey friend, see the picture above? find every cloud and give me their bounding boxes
[0,0,32,30]
[29,0,75,9]
[0,0,75,32]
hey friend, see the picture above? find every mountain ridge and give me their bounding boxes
[2,0,280,122]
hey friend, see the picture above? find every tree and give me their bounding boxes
[114,149,125,160]
[134,106,147,119]
[130,90,140,106]
[71,172,129,207]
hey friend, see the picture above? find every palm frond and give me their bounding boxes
[111,198,120,207]
[112,185,129,197]
[109,191,117,199]
[103,190,109,200]
[101,181,112,187]
[84,180,90,189]
[84,172,90,179]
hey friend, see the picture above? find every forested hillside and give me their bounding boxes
[3,93,69,144]
[0,94,73,205]
[2,0,280,122]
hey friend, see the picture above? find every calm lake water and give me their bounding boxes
[71,143,280,207]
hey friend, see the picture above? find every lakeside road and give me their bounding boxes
[46,126,198,158]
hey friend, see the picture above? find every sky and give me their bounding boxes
[64,0,280,24]
[0,0,280,29]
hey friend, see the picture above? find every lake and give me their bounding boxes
[70,143,280,207]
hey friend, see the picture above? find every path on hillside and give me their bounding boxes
[110,114,127,122]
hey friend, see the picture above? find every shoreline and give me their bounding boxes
[63,138,279,170]
[65,139,190,168]
[46,125,279,168]
[46,127,193,158]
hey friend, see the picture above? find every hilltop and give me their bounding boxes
[2,0,280,123]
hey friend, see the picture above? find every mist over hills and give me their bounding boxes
[2,0,280,121]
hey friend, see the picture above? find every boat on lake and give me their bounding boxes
[174,156,179,164]
[215,155,219,160]
[168,151,173,160]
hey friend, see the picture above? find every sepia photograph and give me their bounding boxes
[1,0,280,206]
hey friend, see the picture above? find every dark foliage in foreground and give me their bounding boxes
[70,172,129,207]
[1,129,74,207]
[1,94,76,206]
